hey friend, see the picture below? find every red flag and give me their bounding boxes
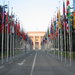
[0,12,2,32]
[0,7,6,32]
[17,22,20,36]
[63,0,66,20]
[5,12,8,24]
[2,7,5,28]
[66,0,70,6]
[8,22,10,33]
[56,26,58,37]
[66,0,70,18]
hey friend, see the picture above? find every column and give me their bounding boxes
[33,36,35,50]
[39,36,41,49]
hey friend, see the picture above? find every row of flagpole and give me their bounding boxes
[0,1,33,64]
[1,3,15,64]
[42,0,75,66]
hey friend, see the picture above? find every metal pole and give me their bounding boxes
[58,29,60,60]
[6,27,9,62]
[1,29,4,64]
[13,34,14,59]
[10,34,12,60]
[5,27,7,62]
[1,5,5,64]
[64,23,67,64]
[60,29,63,62]
[6,1,9,62]
[54,33,56,56]
[68,20,72,66]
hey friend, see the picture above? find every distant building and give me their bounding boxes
[27,32,46,50]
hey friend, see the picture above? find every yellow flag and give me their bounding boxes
[57,8,62,29]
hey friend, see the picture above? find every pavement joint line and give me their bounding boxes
[0,65,4,69]
[30,52,37,75]
[17,59,26,66]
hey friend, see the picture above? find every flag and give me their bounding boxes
[63,0,66,21]
[57,8,62,29]
[0,12,2,24]
[8,22,10,33]
[66,0,70,19]
[54,17,56,32]
[10,12,15,34]
[47,27,50,37]
[73,12,75,29]
[66,0,71,32]
[73,0,75,29]
[0,6,5,32]
[0,12,2,32]
[2,6,5,28]
[56,26,58,37]
[73,0,75,11]
[63,0,65,16]
[3,12,9,34]
[50,19,54,35]
[50,21,54,39]
[14,19,17,34]
[66,0,70,6]
[17,22,20,36]
[5,12,8,26]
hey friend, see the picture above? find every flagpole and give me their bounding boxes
[6,2,9,62]
[4,14,7,61]
[10,23,12,60]
[6,25,9,62]
[58,29,60,60]
[54,16,56,56]
[68,20,72,66]
[64,22,67,64]
[13,34,14,59]
[66,0,72,66]
[60,29,63,61]
[1,25,4,64]
[10,7,13,60]
[6,22,9,62]
[1,2,5,64]
[10,33,12,60]
[62,0,66,64]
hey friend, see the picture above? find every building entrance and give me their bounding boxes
[27,32,46,50]
[35,42,39,49]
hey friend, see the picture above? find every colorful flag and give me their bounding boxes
[57,8,62,29]
[0,12,2,24]
[53,17,56,32]
[0,12,2,32]
[73,12,75,29]
[8,22,10,33]
[63,0,66,21]
[14,19,17,34]
[66,0,70,19]
[73,0,75,29]
[73,0,75,11]
[47,27,50,37]
[2,6,5,28]
[5,12,8,26]
[17,22,20,36]
[56,26,58,37]
[50,19,54,35]
[0,6,6,32]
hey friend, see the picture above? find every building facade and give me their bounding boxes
[27,32,46,50]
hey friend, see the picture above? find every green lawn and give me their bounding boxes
[50,50,75,60]
[0,50,25,59]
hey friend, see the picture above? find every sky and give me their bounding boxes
[0,0,73,32]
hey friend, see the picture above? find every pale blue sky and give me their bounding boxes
[0,0,73,32]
